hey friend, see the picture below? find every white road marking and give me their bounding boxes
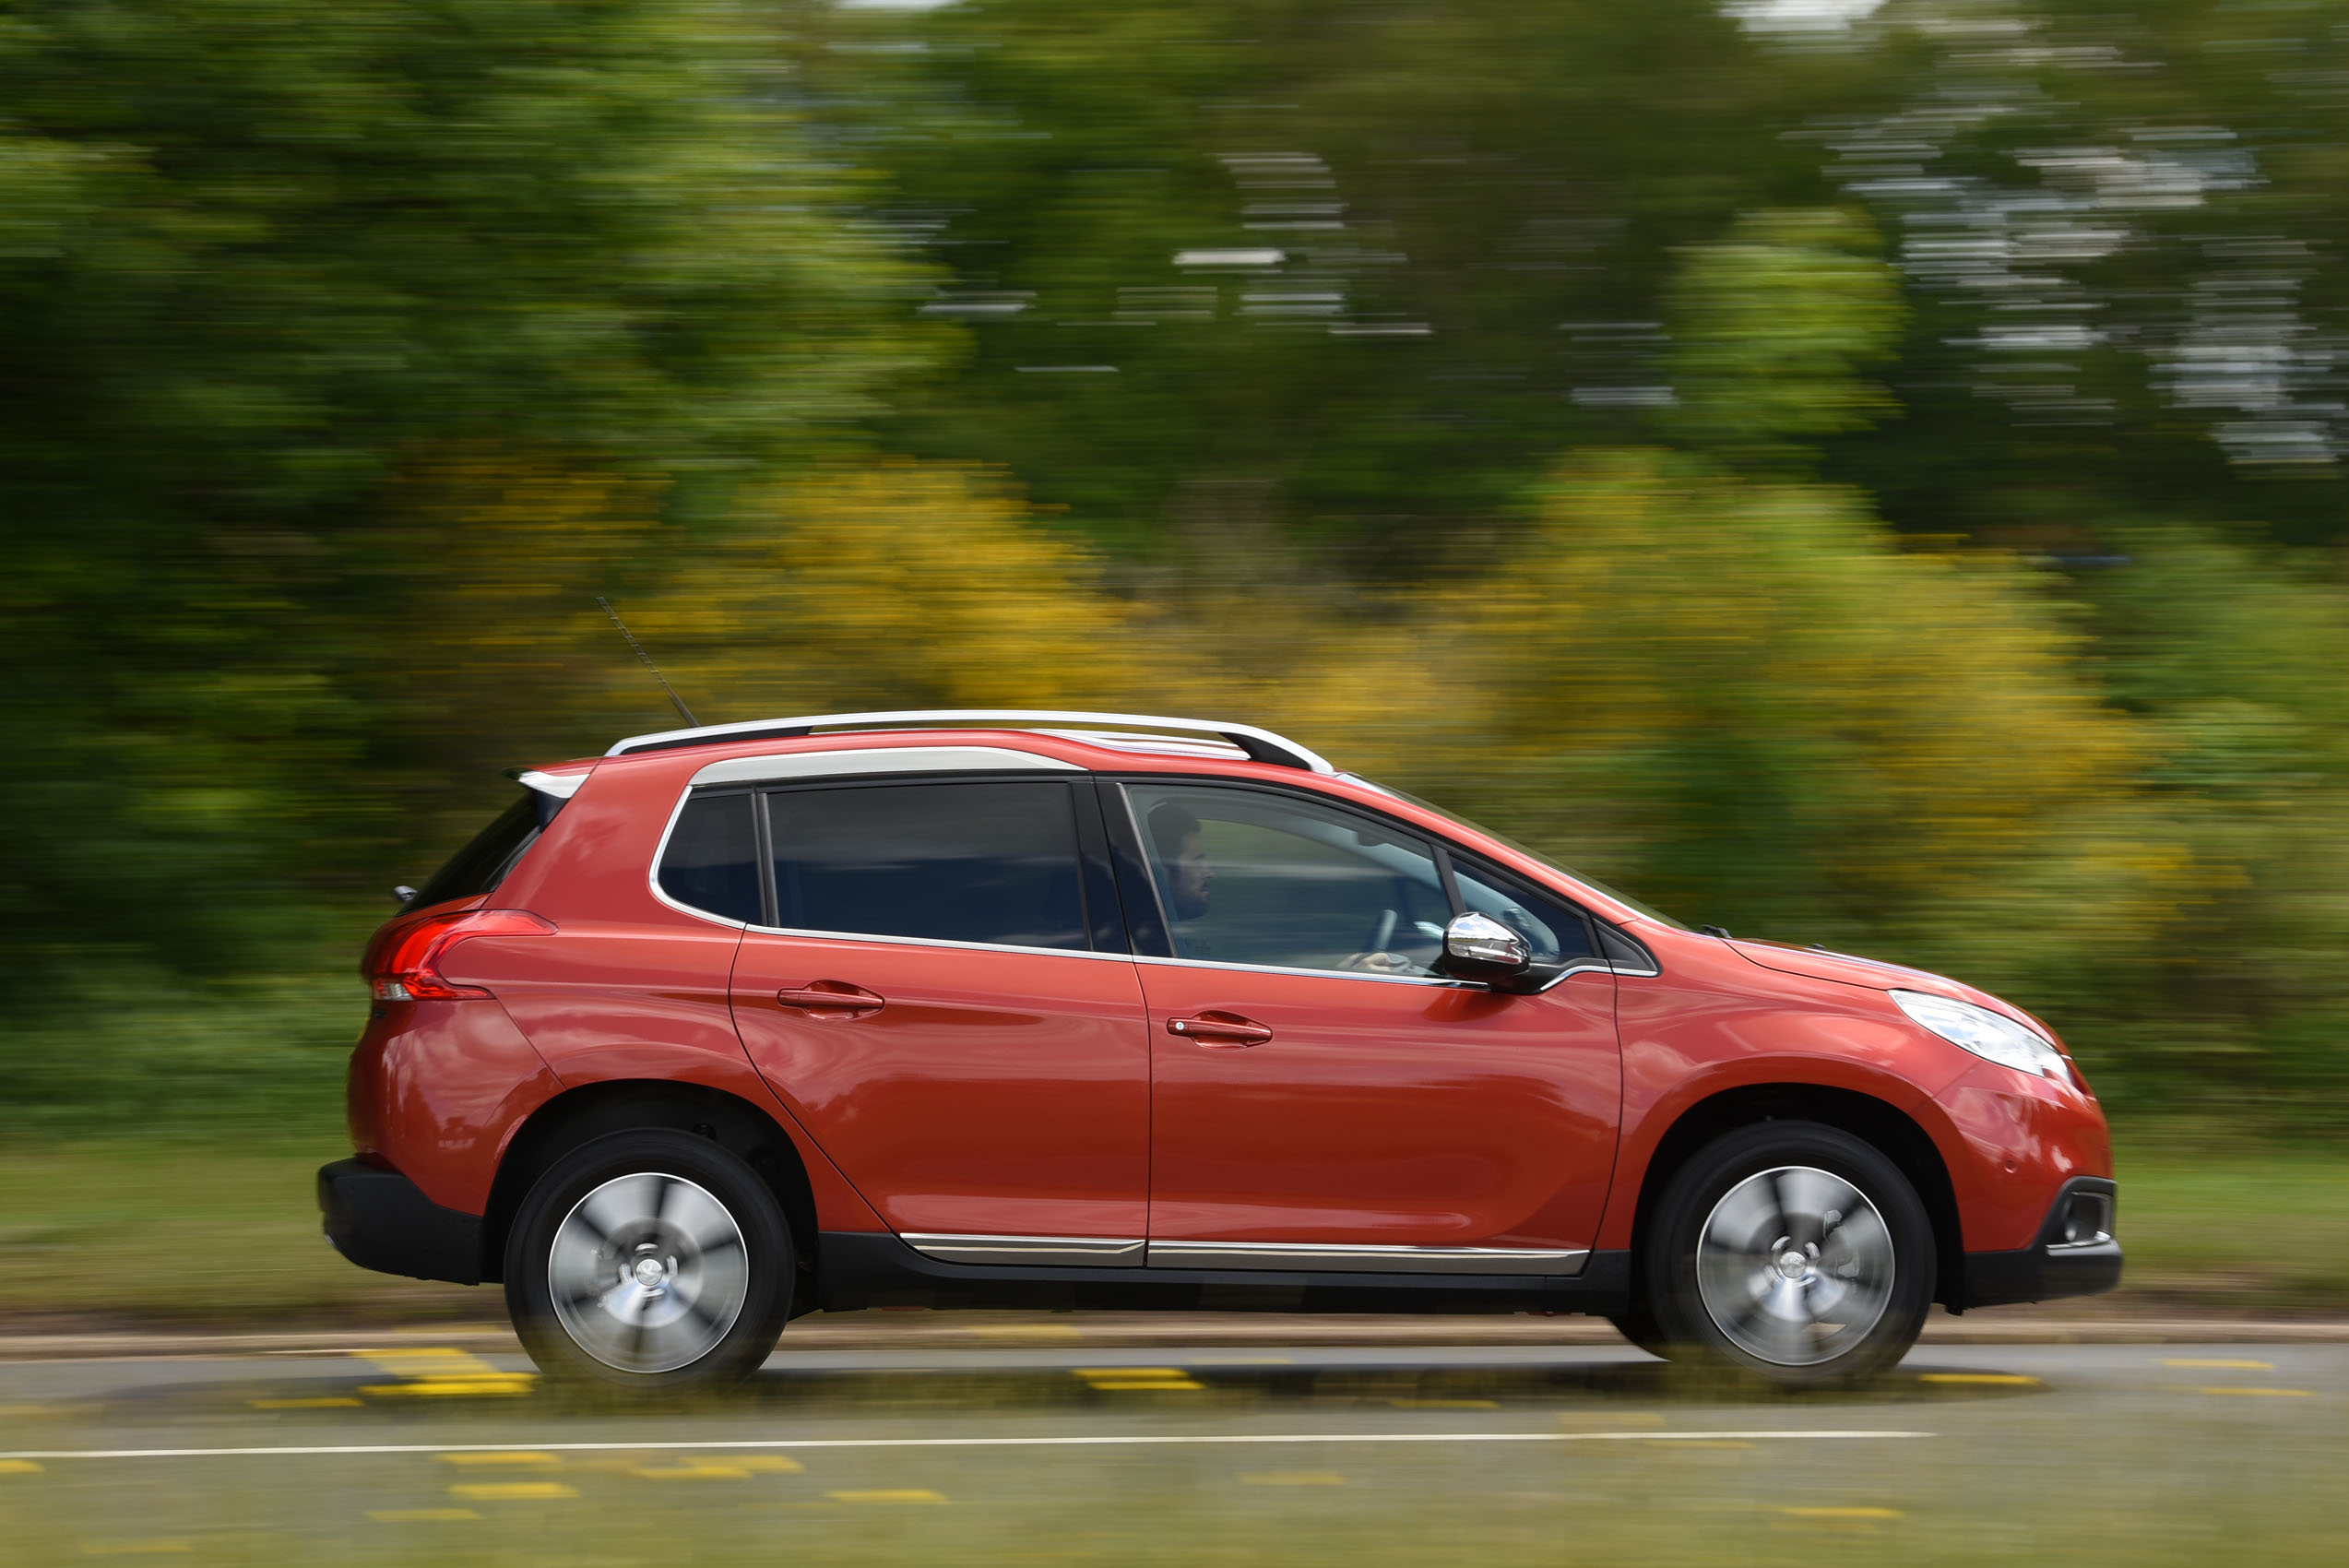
[1,1430,1932,1463]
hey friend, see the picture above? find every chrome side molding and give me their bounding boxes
[900,1232,1589,1277]
[1143,1240,1590,1277]
[902,1233,1146,1267]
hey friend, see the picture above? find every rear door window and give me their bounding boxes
[765,779,1088,951]
[657,792,763,925]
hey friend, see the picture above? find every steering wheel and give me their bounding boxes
[1363,908,1397,953]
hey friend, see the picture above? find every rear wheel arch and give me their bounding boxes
[480,1080,818,1296]
[1627,1084,1964,1311]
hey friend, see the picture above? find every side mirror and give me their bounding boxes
[1440,912,1533,989]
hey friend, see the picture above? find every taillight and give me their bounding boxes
[367,909,556,1001]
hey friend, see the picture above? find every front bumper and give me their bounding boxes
[317,1158,485,1286]
[1960,1175,2121,1309]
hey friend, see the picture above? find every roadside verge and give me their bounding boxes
[6,1308,2348,1361]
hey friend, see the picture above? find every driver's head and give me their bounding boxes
[1146,802,1213,921]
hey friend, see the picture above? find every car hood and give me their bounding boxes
[1719,940,2067,1048]
[1723,937,2058,1039]
[1725,938,1952,992]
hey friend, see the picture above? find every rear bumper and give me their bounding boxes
[317,1158,485,1287]
[1960,1175,2122,1309]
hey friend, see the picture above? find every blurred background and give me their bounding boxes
[2,0,2346,1328]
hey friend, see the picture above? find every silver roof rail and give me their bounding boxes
[605,708,1336,773]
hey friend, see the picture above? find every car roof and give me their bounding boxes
[602,709,1338,772]
[518,711,1659,930]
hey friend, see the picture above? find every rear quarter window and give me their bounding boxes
[657,792,763,924]
[411,795,544,908]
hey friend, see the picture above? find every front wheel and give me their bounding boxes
[1643,1122,1934,1386]
[504,1129,792,1391]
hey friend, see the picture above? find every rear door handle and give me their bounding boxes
[777,981,886,1018]
[1166,1011,1273,1048]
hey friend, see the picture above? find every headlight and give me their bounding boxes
[1890,989,2068,1078]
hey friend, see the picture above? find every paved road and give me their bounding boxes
[1,1339,2341,1566]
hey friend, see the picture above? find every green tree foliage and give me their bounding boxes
[0,1,926,981]
[9,0,2349,1131]
[1661,209,1905,461]
[807,0,1872,556]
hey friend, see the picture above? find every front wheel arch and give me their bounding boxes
[1643,1120,1936,1382]
[1623,1084,1964,1316]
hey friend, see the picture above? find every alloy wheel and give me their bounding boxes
[547,1171,750,1374]
[1693,1164,1896,1368]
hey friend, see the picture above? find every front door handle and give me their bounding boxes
[777,981,886,1019]
[1166,1011,1273,1048]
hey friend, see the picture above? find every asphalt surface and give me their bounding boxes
[1,1338,2342,1566]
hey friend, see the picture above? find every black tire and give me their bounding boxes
[504,1129,792,1392]
[1642,1121,1933,1386]
[1607,1299,1670,1360]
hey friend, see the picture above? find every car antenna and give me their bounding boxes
[596,596,698,727]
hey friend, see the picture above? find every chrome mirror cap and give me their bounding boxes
[1443,912,1530,972]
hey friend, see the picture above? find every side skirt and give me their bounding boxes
[813,1230,1631,1317]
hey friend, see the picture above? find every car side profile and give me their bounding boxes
[319,709,2119,1389]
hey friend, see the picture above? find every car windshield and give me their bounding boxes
[1351,777,1690,931]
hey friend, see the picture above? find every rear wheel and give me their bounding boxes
[504,1129,791,1391]
[1643,1122,1933,1386]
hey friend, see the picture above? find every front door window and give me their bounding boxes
[1123,782,1452,977]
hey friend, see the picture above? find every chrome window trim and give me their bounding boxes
[741,923,1128,962]
[725,930,1636,978]
[1109,776,1642,989]
[903,1233,1145,1267]
[1133,952,1644,990]
[1132,953,1478,989]
[1545,958,1643,988]
[640,764,1669,972]
[690,745,1078,788]
[646,786,754,932]
[647,772,1115,950]
[1143,1240,1589,1277]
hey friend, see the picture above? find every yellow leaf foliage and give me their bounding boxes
[610,460,1146,722]
[1263,450,2201,956]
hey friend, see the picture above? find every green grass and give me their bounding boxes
[0,1136,479,1329]
[0,1132,2341,1329]
[2109,1138,2349,1313]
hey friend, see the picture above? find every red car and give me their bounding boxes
[321,710,2118,1389]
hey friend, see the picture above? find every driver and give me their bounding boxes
[1145,802,1215,923]
[1145,798,1423,975]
